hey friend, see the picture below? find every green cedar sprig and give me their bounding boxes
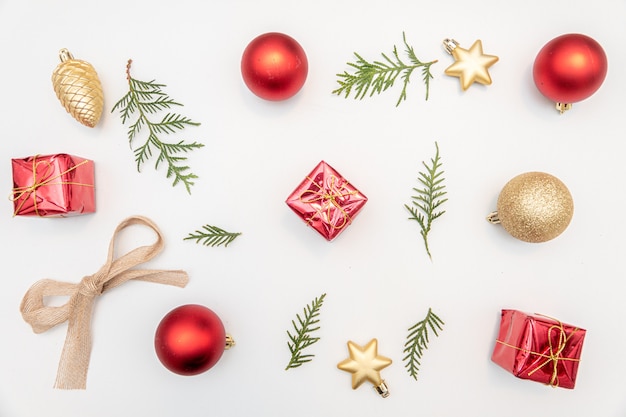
[111,59,205,194]
[285,293,326,370]
[332,32,437,106]
[184,224,242,247]
[403,308,445,380]
[405,141,447,259]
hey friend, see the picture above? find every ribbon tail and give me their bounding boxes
[134,270,189,287]
[103,270,189,293]
[54,293,95,390]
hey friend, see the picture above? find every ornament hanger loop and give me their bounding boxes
[443,38,459,54]
[556,103,572,114]
[225,334,236,350]
[58,48,74,62]
[486,211,500,224]
[374,380,390,398]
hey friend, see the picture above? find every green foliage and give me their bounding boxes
[403,308,445,380]
[285,293,326,370]
[405,141,447,259]
[111,60,205,194]
[332,32,437,106]
[184,224,242,247]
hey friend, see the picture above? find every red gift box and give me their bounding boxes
[491,309,586,389]
[11,153,95,217]
[285,161,367,241]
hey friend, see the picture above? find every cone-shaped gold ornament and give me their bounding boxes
[51,49,104,128]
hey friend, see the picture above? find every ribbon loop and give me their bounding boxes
[20,216,189,389]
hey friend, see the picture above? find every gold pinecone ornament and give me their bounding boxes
[52,49,104,128]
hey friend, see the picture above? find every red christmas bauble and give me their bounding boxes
[241,32,308,101]
[154,304,227,376]
[533,33,607,106]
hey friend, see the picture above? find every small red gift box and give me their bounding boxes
[491,309,586,389]
[11,153,95,217]
[285,161,367,241]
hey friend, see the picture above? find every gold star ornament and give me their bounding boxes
[443,39,499,91]
[337,338,392,398]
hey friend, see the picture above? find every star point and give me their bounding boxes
[337,339,392,392]
[444,39,499,91]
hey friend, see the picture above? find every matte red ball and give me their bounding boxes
[533,33,607,104]
[154,304,226,376]
[241,32,308,101]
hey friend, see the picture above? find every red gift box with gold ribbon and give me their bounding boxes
[491,309,586,389]
[11,153,95,217]
[285,161,367,241]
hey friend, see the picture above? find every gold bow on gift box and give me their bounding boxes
[299,175,358,230]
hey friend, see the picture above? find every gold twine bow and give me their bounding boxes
[496,318,580,387]
[299,175,357,230]
[10,156,93,216]
[20,216,189,389]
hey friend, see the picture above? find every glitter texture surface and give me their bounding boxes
[496,172,573,243]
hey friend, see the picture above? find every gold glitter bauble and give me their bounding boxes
[52,49,104,128]
[487,172,573,243]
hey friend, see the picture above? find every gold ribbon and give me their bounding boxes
[496,318,580,387]
[10,156,94,216]
[299,175,358,230]
[20,216,189,389]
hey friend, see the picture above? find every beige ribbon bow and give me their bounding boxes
[20,216,189,389]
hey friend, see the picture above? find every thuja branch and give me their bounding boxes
[285,293,326,370]
[405,141,447,259]
[403,308,445,380]
[333,32,437,106]
[184,224,242,247]
[111,59,205,194]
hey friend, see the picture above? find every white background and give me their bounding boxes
[1,0,625,416]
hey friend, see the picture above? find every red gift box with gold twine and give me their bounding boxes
[491,309,586,389]
[285,161,367,241]
[11,153,95,217]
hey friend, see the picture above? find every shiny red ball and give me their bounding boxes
[533,33,607,104]
[241,32,308,101]
[154,304,226,376]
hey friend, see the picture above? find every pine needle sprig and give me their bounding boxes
[184,224,242,247]
[285,293,326,370]
[111,59,205,194]
[332,32,437,106]
[403,308,445,380]
[405,141,447,259]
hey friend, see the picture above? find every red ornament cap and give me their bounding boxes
[241,32,308,101]
[154,304,233,376]
[533,33,607,113]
